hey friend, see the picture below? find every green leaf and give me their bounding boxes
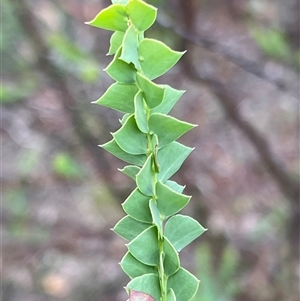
[86,4,128,32]
[163,237,180,276]
[126,0,157,32]
[112,0,128,4]
[108,31,125,55]
[157,142,194,182]
[120,25,140,69]
[168,267,200,301]
[167,289,177,301]
[113,115,147,155]
[121,252,157,279]
[156,181,190,218]
[165,215,207,252]
[139,39,185,79]
[101,139,146,166]
[165,180,185,194]
[105,47,136,83]
[149,113,196,148]
[119,165,140,180]
[128,226,159,266]
[136,73,165,109]
[113,215,150,241]
[52,152,83,179]
[122,188,152,223]
[130,290,154,301]
[149,199,162,234]
[136,155,155,196]
[134,91,148,133]
[151,86,185,115]
[126,274,160,301]
[94,82,138,113]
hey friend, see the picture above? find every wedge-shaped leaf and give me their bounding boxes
[105,47,136,83]
[163,237,180,276]
[156,181,190,218]
[167,289,177,301]
[168,268,200,301]
[136,155,155,196]
[113,215,150,241]
[113,115,147,155]
[139,39,185,79]
[120,25,140,69]
[149,199,162,234]
[86,4,128,32]
[165,215,207,252]
[151,86,185,115]
[134,91,148,133]
[126,0,157,32]
[121,252,157,279]
[119,165,140,180]
[102,139,146,166]
[122,188,152,223]
[128,226,159,266]
[108,31,124,55]
[126,274,160,301]
[136,73,165,109]
[157,142,194,182]
[149,113,196,148]
[165,180,185,194]
[130,290,154,301]
[94,83,138,113]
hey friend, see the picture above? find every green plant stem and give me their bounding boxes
[159,241,167,301]
[87,1,206,298]
[146,111,167,300]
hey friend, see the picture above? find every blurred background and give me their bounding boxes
[2,0,299,300]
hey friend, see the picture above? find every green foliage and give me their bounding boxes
[17,150,39,177]
[48,34,100,83]
[86,1,206,300]
[52,152,84,179]
[0,81,36,104]
[251,26,290,59]
[194,243,240,301]
[5,190,29,218]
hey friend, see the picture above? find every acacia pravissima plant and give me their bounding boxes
[86,1,207,300]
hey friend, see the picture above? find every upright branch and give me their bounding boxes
[86,0,206,300]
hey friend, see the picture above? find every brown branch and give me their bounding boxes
[176,0,299,203]
[177,0,299,259]
[186,62,299,254]
[156,12,297,97]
